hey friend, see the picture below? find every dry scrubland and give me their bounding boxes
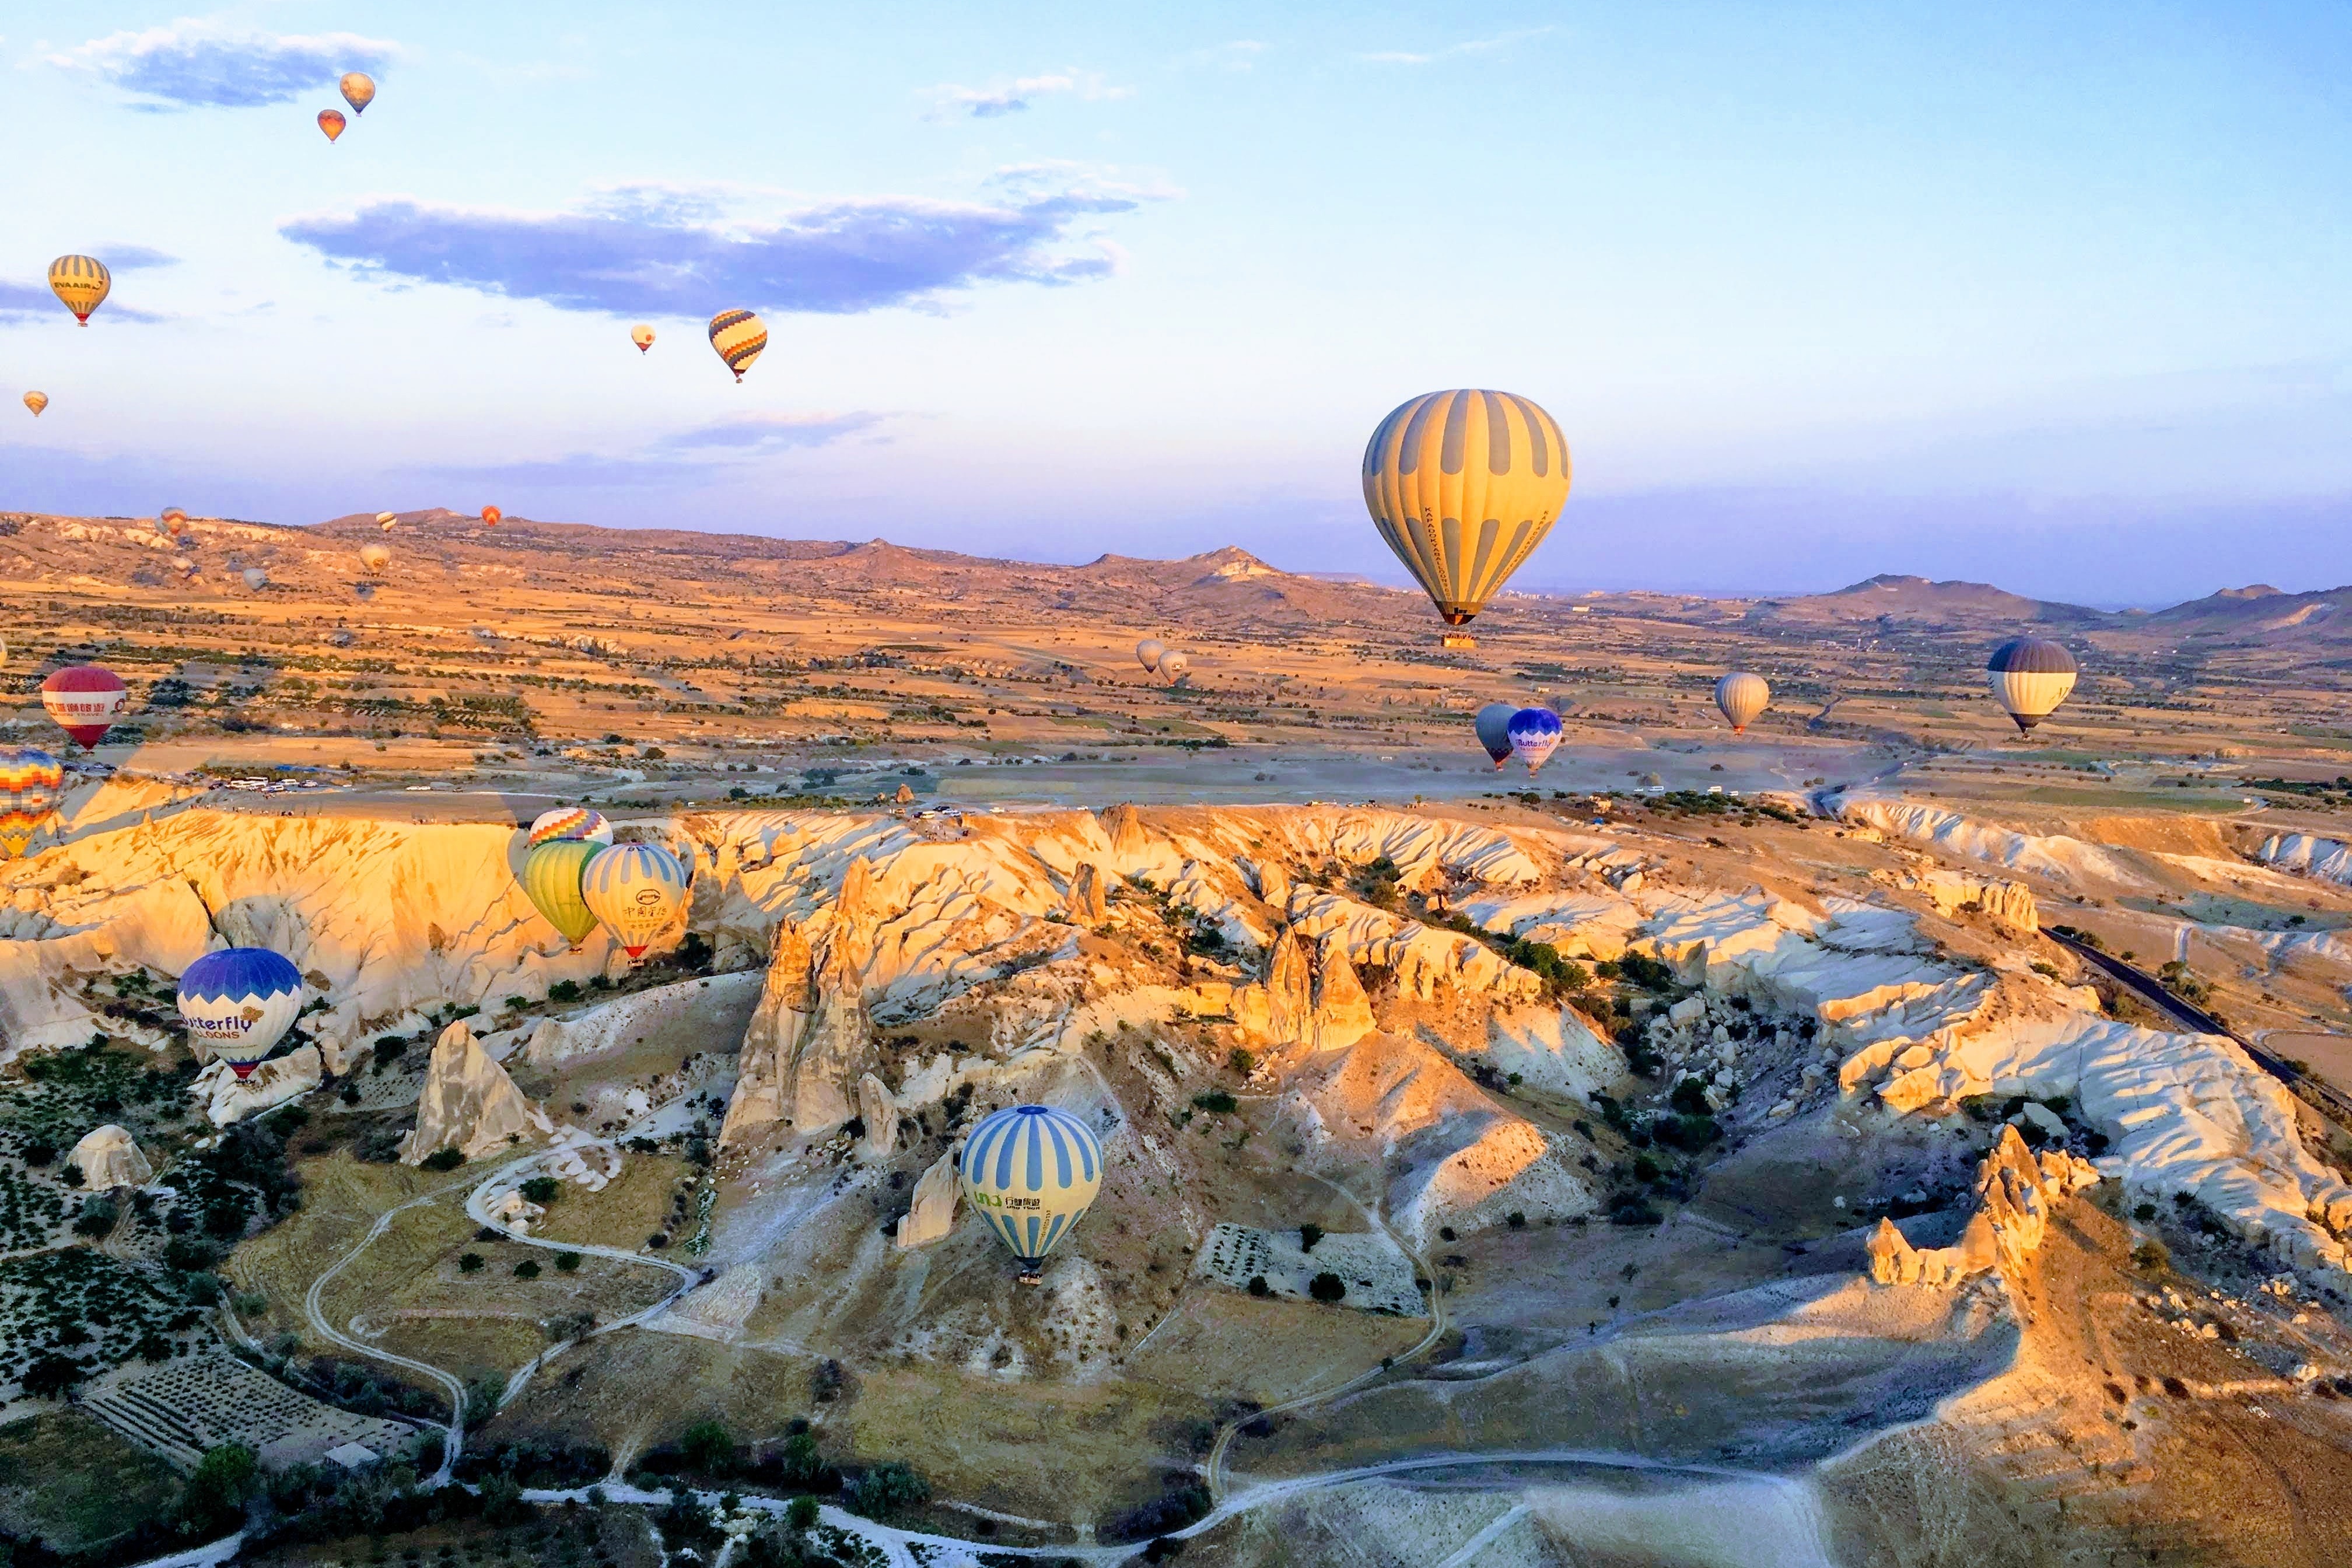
[8,512,2352,1564]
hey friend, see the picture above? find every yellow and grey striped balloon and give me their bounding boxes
[47,256,111,326]
[1363,390,1569,626]
[340,72,377,113]
[1986,637,2078,734]
[1713,671,1770,734]
[708,309,768,382]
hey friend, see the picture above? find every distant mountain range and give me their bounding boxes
[1733,571,2352,646]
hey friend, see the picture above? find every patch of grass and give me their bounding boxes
[0,1410,181,1551]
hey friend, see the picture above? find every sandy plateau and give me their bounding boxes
[7,513,2352,1563]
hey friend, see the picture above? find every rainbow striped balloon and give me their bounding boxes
[527,806,613,847]
[959,1104,1102,1281]
[0,749,64,859]
[708,309,768,382]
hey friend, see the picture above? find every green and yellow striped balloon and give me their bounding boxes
[48,256,111,326]
[1362,389,1569,626]
[708,309,768,382]
[522,838,602,948]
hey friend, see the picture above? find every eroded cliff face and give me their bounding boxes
[400,1020,551,1163]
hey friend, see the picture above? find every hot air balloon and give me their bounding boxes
[161,507,188,537]
[358,544,390,575]
[177,948,304,1080]
[1507,706,1562,775]
[40,666,127,750]
[528,806,614,848]
[0,749,64,859]
[631,324,656,354]
[340,72,376,113]
[1987,638,2078,734]
[1158,651,1191,685]
[1362,390,1569,630]
[1713,672,1770,735]
[318,108,346,142]
[522,839,602,949]
[375,512,397,530]
[22,393,46,418]
[1134,639,1165,674]
[580,842,688,958]
[960,1104,1102,1284]
[1474,703,1516,769]
[481,505,502,527]
[48,256,110,326]
[243,567,269,590]
[708,309,767,382]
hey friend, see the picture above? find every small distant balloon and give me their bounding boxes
[481,505,502,527]
[1135,639,1165,674]
[631,324,656,354]
[1987,637,2078,734]
[1474,702,1516,769]
[707,309,767,382]
[47,256,110,326]
[243,567,268,590]
[358,544,390,575]
[340,72,377,113]
[1158,650,1191,685]
[374,511,397,530]
[318,108,346,142]
[22,393,46,418]
[1507,706,1563,775]
[0,748,63,860]
[162,507,188,536]
[1713,671,1770,734]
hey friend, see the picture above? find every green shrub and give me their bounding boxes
[422,1147,466,1172]
[459,1252,484,1273]
[1308,1271,1346,1303]
[846,1460,930,1520]
[555,1251,583,1273]
[520,1177,561,1204]
[1298,1223,1324,1252]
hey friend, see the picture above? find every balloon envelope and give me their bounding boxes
[522,839,603,947]
[708,309,768,381]
[47,256,110,326]
[581,842,689,957]
[481,505,502,527]
[243,567,268,590]
[177,947,304,1079]
[0,749,64,859]
[631,324,656,353]
[22,393,46,417]
[1713,672,1770,734]
[1158,651,1191,685]
[340,72,376,113]
[161,507,187,536]
[1507,706,1563,775]
[358,544,390,575]
[1362,390,1569,625]
[318,108,346,142]
[1987,638,2078,733]
[528,806,614,847]
[1474,702,1517,768]
[40,666,127,750]
[374,512,397,528]
[960,1104,1102,1279]
[1135,639,1165,674]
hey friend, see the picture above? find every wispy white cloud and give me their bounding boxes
[51,18,397,108]
[1357,26,1555,66]
[923,69,1131,120]
[1180,40,1266,72]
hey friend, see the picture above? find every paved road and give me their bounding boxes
[2049,931,2352,1130]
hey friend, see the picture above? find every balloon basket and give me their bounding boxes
[1440,633,1477,649]
[1017,1268,1044,1287]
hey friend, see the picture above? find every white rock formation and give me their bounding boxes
[2260,832,2352,887]
[1063,861,1108,924]
[1889,866,2039,933]
[520,971,762,1070]
[897,1152,960,1248]
[0,878,213,1064]
[719,917,813,1149]
[858,1072,898,1160]
[68,1124,152,1188]
[399,1021,551,1164]
[1834,795,2147,888]
[1868,1126,2101,1287]
[1459,886,1643,961]
[488,1189,544,1234]
[195,1046,323,1126]
[780,933,874,1133]
[1285,888,1541,1005]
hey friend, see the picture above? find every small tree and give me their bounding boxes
[555,1250,583,1273]
[680,1419,737,1475]
[422,1147,466,1172]
[847,1461,930,1520]
[1308,1272,1346,1304]
[459,1252,485,1273]
[22,1354,83,1399]
[520,1177,561,1204]
[787,1495,819,1530]
[1298,1223,1324,1252]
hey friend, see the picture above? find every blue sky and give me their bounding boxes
[4,2,2350,605]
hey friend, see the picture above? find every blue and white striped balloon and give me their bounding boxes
[177,947,304,1080]
[1507,706,1563,775]
[580,841,689,957]
[959,1104,1102,1279]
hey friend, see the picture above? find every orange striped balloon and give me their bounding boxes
[318,108,346,142]
[708,310,767,382]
